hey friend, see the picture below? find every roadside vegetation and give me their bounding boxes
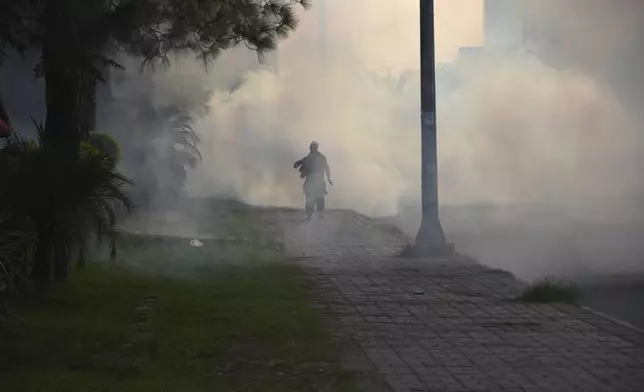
[517,277,582,304]
[0,210,357,392]
[0,3,358,390]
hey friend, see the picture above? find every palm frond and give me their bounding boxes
[170,118,202,164]
[0,213,34,294]
[1,127,134,281]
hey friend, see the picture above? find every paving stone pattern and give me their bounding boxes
[264,209,644,392]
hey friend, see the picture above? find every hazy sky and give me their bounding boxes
[282,0,484,72]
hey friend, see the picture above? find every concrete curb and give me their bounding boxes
[581,305,644,335]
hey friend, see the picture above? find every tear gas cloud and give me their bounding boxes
[111,0,644,279]
[183,0,644,213]
[185,0,487,214]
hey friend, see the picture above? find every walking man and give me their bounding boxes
[293,141,332,220]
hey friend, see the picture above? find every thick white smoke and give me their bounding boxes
[185,0,483,215]
[185,0,643,219]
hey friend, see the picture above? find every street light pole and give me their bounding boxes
[413,0,453,256]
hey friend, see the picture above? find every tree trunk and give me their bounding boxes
[53,235,70,282]
[0,93,9,125]
[41,0,98,149]
[37,1,101,283]
[31,225,54,286]
[42,48,85,149]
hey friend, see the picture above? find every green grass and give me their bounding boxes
[517,277,582,304]
[0,209,358,392]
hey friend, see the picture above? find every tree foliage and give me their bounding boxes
[132,112,202,208]
[0,213,34,296]
[1,0,310,66]
[0,0,309,285]
[0,0,309,144]
[0,130,133,284]
[87,131,121,166]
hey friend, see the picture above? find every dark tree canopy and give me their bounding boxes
[1,0,310,68]
[0,0,310,145]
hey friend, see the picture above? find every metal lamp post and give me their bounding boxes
[412,0,454,257]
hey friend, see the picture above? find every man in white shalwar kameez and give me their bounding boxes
[293,141,333,220]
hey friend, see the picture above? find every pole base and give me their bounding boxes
[400,242,456,258]
[409,214,453,258]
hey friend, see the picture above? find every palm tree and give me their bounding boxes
[87,131,121,167]
[0,214,34,296]
[0,131,133,284]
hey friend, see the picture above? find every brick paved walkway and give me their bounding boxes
[264,209,644,392]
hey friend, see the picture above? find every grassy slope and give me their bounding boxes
[0,209,357,392]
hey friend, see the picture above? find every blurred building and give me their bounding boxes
[483,0,525,53]
[482,0,560,59]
